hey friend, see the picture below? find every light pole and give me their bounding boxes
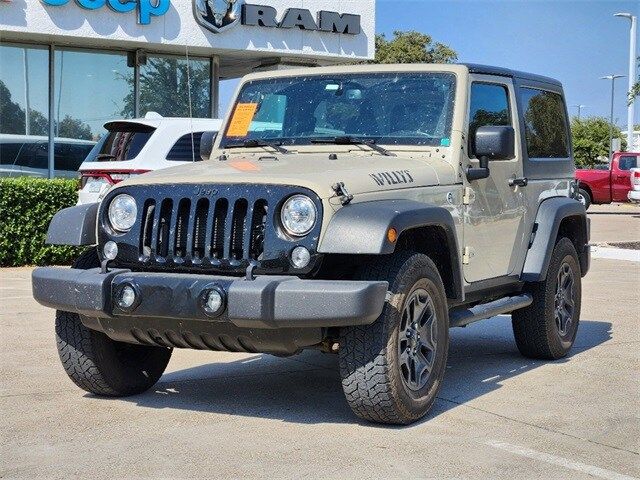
[601,74,625,161]
[571,104,587,119]
[615,12,637,150]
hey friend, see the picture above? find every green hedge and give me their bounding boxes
[0,178,82,267]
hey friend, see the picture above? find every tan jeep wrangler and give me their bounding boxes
[33,64,590,425]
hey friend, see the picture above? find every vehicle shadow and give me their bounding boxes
[115,317,612,426]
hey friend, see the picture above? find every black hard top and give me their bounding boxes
[463,63,562,87]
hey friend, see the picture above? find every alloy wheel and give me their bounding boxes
[398,288,438,391]
[555,262,576,337]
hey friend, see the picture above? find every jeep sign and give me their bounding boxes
[40,0,170,25]
[194,1,361,35]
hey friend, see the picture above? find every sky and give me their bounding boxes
[373,0,639,129]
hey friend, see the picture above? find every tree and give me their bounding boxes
[571,116,626,167]
[57,115,93,140]
[0,80,49,136]
[0,81,27,134]
[120,57,211,118]
[371,31,457,64]
[28,110,49,136]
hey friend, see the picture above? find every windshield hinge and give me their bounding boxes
[332,182,354,206]
[463,187,474,205]
[462,246,471,265]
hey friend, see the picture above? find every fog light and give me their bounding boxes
[103,241,118,260]
[291,246,311,269]
[200,286,226,318]
[117,284,137,310]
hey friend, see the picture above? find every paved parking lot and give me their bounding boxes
[1,206,639,479]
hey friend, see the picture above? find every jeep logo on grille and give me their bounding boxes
[194,187,219,196]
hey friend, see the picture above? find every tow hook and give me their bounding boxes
[245,261,258,281]
[332,182,354,205]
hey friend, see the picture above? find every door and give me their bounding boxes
[612,154,638,202]
[463,77,527,283]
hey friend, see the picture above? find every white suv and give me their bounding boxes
[78,114,222,204]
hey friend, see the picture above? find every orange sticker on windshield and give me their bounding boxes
[226,103,258,137]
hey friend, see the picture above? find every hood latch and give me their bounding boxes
[332,182,354,206]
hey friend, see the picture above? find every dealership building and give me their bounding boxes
[0,0,375,175]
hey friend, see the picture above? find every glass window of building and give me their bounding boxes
[139,55,211,118]
[0,44,50,175]
[53,49,134,176]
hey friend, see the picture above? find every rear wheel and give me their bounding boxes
[55,249,172,396]
[339,252,449,425]
[512,237,582,359]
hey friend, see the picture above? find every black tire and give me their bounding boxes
[512,237,582,360]
[577,188,591,210]
[55,249,172,396]
[339,252,449,425]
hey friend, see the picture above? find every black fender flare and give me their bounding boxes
[521,197,589,282]
[46,203,99,246]
[318,199,463,302]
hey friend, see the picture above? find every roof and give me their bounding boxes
[240,63,563,87]
[463,63,562,87]
[103,117,223,130]
[0,134,95,144]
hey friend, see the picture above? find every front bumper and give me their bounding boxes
[32,267,388,329]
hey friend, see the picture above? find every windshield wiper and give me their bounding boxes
[310,136,396,157]
[96,153,117,161]
[226,139,291,154]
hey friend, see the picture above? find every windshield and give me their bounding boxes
[220,73,456,148]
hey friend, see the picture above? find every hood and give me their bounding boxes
[119,151,458,199]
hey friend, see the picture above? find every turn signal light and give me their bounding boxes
[387,227,398,243]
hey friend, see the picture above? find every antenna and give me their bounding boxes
[185,43,196,163]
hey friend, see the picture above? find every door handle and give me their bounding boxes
[509,177,528,187]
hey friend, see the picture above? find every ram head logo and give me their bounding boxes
[194,0,241,33]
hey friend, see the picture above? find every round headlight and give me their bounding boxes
[281,195,317,237]
[108,194,137,232]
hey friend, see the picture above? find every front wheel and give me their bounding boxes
[339,252,449,425]
[55,249,172,396]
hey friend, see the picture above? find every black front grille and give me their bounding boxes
[100,183,322,275]
[139,195,268,265]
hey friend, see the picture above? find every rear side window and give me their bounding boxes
[520,88,569,158]
[85,124,155,162]
[167,132,205,161]
[56,143,93,171]
[0,143,23,165]
[618,155,638,170]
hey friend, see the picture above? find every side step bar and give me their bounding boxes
[449,293,533,328]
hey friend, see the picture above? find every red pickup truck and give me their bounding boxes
[575,151,639,209]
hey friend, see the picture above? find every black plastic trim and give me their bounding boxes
[46,203,99,246]
[31,267,388,329]
[319,200,463,301]
[521,197,589,282]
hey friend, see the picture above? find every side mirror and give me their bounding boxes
[474,126,515,160]
[200,131,217,161]
[467,126,515,181]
